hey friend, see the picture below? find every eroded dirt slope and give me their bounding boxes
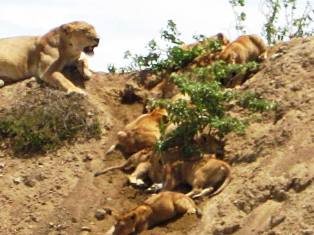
[0,37,313,235]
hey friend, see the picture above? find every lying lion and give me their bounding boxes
[162,154,231,199]
[0,21,99,95]
[107,191,201,235]
[218,34,267,64]
[94,148,153,187]
[106,108,168,155]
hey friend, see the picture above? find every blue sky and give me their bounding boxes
[0,0,309,71]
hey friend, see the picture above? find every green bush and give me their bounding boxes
[123,20,224,73]
[150,73,276,157]
[0,90,101,156]
[124,20,277,157]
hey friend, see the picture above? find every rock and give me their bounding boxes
[81,226,92,232]
[13,177,23,184]
[270,215,286,228]
[95,209,107,220]
[87,112,94,117]
[24,176,36,187]
[271,188,288,201]
[0,80,4,88]
[83,155,93,162]
[213,223,241,235]
[301,229,314,235]
[291,177,312,192]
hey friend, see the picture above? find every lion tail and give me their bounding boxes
[94,163,125,177]
[209,170,232,197]
[105,143,117,155]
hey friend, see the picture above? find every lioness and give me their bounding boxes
[108,191,201,235]
[160,154,231,199]
[181,33,230,51]
[106,108,168,155]
[218,34,267,64]
[94,148,152,178]
[0,21,99,95]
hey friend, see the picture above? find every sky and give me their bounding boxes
[0,0,309,71]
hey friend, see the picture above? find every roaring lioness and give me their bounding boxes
[107,191,201,235]
[0,21,99,95]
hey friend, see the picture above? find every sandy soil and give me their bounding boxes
[0,37,313,235]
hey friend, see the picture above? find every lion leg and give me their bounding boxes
[190,187,215,199]
[162,163,179,191]
[128,162,151,187]
[76,57,93,80]
[174,197,198,215]
[42,71,86,95]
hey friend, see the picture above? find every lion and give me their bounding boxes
[0,21,99,95]
[181,33,230,51]
[106,108,168,155]
[161,154,231,199]
[218,34,267,64]
[94,148,153,186]
[107,191,201,235]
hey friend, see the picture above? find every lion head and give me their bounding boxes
[113,211,138,235]
[60,21,99,55]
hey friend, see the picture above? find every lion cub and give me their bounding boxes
[106,108,167,155]
[162,154,231,199]
[109,191,201,235]
[218,34,267,64]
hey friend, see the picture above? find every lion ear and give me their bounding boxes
[217,33,230,45]
[129,213,137,222]
[61,24,74,34]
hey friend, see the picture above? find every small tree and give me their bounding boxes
[229,0,314,44]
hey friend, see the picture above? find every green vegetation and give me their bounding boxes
[122,20,277,157]
[229,0,314,44]
[123,20,223,72]
[150,71,276,157]
[0,90,101,156]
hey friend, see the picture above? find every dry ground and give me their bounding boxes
[0,37,313,235]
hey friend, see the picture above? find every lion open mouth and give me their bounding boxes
[83,44,97,55]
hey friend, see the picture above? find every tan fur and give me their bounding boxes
[162,154,231,198]
[0,21,99,95]
[115,108,168,155]
[112,191,201,235]
[149,34,230,98]
[218,34,267,64]
[181,33,230,51]
[94,148,152,177]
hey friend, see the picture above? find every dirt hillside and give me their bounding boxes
[0,37,313,235]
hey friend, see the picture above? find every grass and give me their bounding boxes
[0,89,101,156]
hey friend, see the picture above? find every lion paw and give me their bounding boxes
[67,88,87,96]
[0,80,4,88]
[83,70,93,80]
[128,176,146,187]
[146,183,163,193]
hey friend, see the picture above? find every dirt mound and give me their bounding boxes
[0,37,313,235]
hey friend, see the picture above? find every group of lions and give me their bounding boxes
[97,106,232,235]
[97,32,267,235]
[0,22,268,235]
